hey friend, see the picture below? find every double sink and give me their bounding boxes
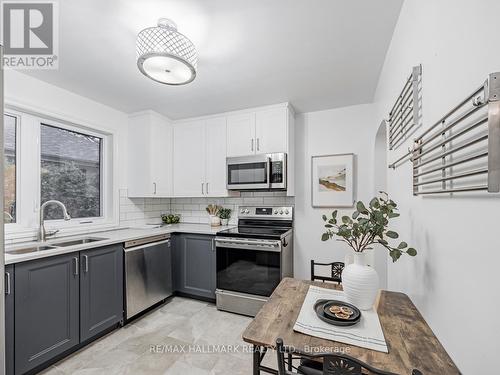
[6,237,109,255]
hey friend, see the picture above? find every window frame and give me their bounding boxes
[3,111,21,227]
[4,106,117,239]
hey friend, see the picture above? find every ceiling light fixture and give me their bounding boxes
[136,18,197,85]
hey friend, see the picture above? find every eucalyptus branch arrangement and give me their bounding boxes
[321,192,417,262]
[206,204,221,216]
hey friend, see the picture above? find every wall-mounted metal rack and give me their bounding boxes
[387,65,422,150]
[388,72,500,195]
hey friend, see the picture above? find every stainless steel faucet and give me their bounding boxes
[39,200,71,241]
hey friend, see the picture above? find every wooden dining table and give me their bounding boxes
[242,278,460,375]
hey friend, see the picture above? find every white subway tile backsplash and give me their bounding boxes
[191,198,208,204]
[119,190,294,226]
[263,197,286,204]
[126,212,146,220]
[223,197,244,204]
[119,193,170,227]
[252,191,276,197]
[242,197,264,204]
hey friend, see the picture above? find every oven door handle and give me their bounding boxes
[215,238,281,252]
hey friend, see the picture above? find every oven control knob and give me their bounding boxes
[279,210,284,214]
[285,209,289,215]
[240,209,245,214]
[244,209,250,214]
[274,210,278,214]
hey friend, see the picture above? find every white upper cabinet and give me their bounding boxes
[205,117,228,197]
[227,105,290,156]
[226,113,256,157]
[173,120,206,197]
[255,107,287,154]
[127,112,173,198]
[173,116,229,197]
[150,115,173,196]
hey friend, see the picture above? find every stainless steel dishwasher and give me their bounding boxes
[124,234,172,320]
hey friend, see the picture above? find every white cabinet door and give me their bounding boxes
[127,116,154,197]
[150,121,173,196]
[226,113,256,157]
[205,117,228,197]
[173,121,206,197]
[255,108,288,154]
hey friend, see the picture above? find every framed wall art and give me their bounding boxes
[311,153,355,207]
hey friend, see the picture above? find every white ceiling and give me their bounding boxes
[22,0,403,119]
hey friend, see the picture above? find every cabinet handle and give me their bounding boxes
[251,138,254,152]
[257,138,260,151]
[5,272,11,295]
[212,238,215,252]
[201,182,204,195]
[73,257,79,276]
[206,182,209,195]
[83,255,89,273]
[153,182,157,195]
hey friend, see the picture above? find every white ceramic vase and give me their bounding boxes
[341,252,379,310]
[209,215,221,227]
[220,218,229,226]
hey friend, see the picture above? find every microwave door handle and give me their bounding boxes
[266,157,272,188]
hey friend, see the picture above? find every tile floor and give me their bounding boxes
[40,297,277,375]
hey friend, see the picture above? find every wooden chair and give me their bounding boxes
[276,338,423,375]
[310,260,345,284]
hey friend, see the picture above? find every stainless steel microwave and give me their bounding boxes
[226,153,287,190]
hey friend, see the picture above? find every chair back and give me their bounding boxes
[310,260,345,284]
[276,338,422,375]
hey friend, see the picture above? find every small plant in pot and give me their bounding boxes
[321,192,417,310]
[161,214,180,225]
[217,208,232,226]
[206,204,221,227]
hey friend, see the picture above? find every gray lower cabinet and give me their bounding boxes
[9,245,124,374]
[172,234,216,299]
[80,244,123,342]
[14,253,80,375]
[5,265,14,375]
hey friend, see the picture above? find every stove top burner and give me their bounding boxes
[217,226,291,240]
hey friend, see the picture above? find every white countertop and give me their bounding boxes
[5,224,235,265]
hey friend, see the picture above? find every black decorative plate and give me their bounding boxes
[313,299,361,327]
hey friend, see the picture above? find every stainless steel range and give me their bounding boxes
[215,206,293,317]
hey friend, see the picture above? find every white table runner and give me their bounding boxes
[293,286,388,353]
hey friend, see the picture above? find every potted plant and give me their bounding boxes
[321,192,417,310]
[218,208,232,226]
[206,204,221,226]
[161,214,180,225]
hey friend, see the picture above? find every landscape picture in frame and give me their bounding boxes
[311,153,355,207]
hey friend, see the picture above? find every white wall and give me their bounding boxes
[373,0,500,372]
[294,104,387,287]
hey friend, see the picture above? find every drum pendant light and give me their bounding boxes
[136,18,197,85]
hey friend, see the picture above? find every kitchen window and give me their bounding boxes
[40,124,102,220]
[3,108,115,237]
[3,114,17,223]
